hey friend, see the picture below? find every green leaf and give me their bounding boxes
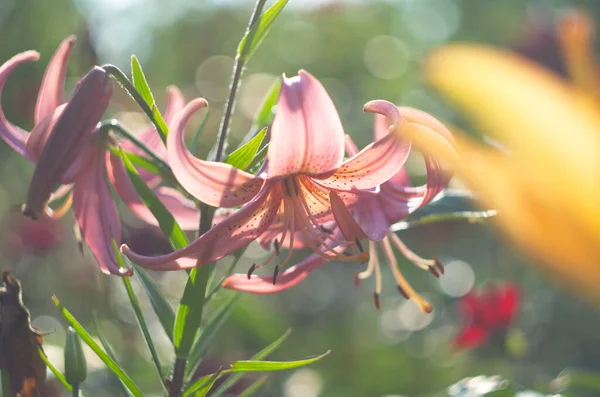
[247,143,268,175]
[152,104,169,138]
[390,189,497,232]
[103,64,167,142]
[52,296,144,397]
[187,348,327,397]
[253,79,281,129]
[39,349,73,392]
[238,376,268,397]
[133,266,176,342]
[131,55,155,108]
[108,147,162,177]
[230,351,330,372]
[92,314,134,397]
[111,239,165,384]
[173,266,211,358]
[182,370,222,397]
[185,295,239,380]
[225,128,267,171]
[238,0,288,62]
[119,148,189,250]
[209,329,292,397]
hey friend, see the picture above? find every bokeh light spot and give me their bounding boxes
[363,35,410,80]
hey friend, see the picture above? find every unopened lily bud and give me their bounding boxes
[23,66,112,219]
[64,326,87,385]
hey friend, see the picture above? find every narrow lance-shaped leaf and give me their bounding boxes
[52,296,144,397]
[238,376,268,397]
[182,370,223,397]
[187,349,329,396]
[118,148,189,250]
[131,56,155,109]
[208,329,292,397]
[92,314,135,397]
[238,0,289,62]
[103,64,169,142]
[107,147,162,178]
[112,239,165,384]
[173,266,211,358]
[225,127,267,171]
[38,350,73,393]
[229,351,331,372]
[133,266,176,342]
[253,78,281,130]
[185,295,239,380]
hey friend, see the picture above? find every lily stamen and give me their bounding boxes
[388,232,443,276]
[381,235,433,313]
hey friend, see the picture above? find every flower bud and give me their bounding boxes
[23,66,112,219]
[64,326,87,386]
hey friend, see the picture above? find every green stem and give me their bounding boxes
[168,204,215,397]
[214,0,268,162]
[102,64,168,143]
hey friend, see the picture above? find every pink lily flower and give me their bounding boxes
[223,104,456,312]
[0,38,130,275]
[122,70,414,273]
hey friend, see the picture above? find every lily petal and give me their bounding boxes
[222,253,327,294]
[167,98,263,207]
[121,182,283,271]
[34,36,75,125]
[0,50,40,156]
[316,126,411,191]
[72,145,128,276]
[329,190,365,241]
[268,70,345,177]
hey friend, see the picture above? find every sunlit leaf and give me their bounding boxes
[52,296,143,397]
[152,104,169,138]
[253,79,281,130]
[238,0,288,62]
[229,351,330,372]
[39,349,72,392]
[209,329,291,397]
[182,370,222,397]
[118,148,189,250]
[133,266,176,342]
[131,55,155,109]
[225,128,267,171]
[390,189,497,232]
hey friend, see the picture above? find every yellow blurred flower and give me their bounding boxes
[412,10,600,302]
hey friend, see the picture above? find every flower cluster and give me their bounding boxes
[0,37,456,310]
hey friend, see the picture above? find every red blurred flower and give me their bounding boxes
[455,283,520,350]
